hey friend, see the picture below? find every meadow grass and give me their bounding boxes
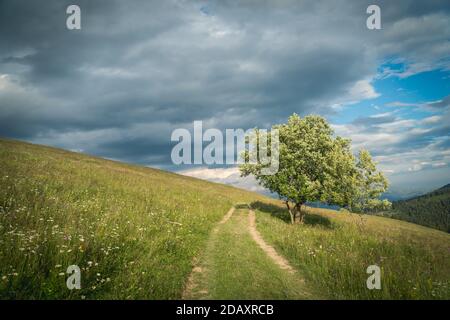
[1,138,449,299]
[0,139,265,299]
[253,202,450,299]
[185,209,316,299]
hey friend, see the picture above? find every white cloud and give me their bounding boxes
[348,79,380,101]
[179,166,266,193]
[432,162,447,168]
[331,79,380,110]
[332,104,450,191]
[421,115,442,124]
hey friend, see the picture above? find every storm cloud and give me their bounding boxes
[0,0,449,193]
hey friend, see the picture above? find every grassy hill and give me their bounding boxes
[390,184,450,232]
[0,138,265,299]
[0,138,449,299]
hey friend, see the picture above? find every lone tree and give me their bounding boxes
[240,114,390,224]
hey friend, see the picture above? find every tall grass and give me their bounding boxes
[0,139,263,299]
[186,209,315,299]
[1,138,449,300]
[254,203,450,299]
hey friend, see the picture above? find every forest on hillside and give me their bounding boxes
[388,185,450,233]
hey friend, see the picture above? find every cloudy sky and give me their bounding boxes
[1,0,449,198]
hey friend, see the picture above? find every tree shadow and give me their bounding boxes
[251,201,334,229]
[250,201,291,223]
[234,203,250,209]
[303,213,333,228]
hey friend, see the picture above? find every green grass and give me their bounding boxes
[0,138,265,299]
[253,202,450,299]
[1,138,449,300]
[185,209,316,299]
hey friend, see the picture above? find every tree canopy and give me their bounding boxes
[240,114,390,224]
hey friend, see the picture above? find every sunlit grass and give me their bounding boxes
[186,209,316,299]
[254,203,450,299]
[0,138,265,299]
[1,138,449,300]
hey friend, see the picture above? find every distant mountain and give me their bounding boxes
[382,188,433,202]
[437,184,450,192]
[390,184,450,232]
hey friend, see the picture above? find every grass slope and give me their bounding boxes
[253,202,450,299]
[0,138,266,299]
[1,138,449,299]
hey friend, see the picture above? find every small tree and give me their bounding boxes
[240,114,390,224]
[349,149,391,213]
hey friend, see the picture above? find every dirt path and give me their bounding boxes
[248,209,296,274]
[182,206,235,299]
[183,206,315,299]
[213,206,235,231]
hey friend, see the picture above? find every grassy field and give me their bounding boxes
[184,208,317,299]
[0,138,265,299]
[1,138,449,299]
[254,202,450,299]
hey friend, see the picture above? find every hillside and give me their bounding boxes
[390,184,450,232]
[0,138,449,299]
[0,138,266,299]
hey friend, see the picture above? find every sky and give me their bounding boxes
[0,0,449,199]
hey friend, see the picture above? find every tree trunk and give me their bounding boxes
[293,203,305,224]
[300,204,307,223]
[285,201,295,224]
[286,202,306,224]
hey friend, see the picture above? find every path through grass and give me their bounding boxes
[183,207,319,299]
[253,203,450,299]
[0,139,268,299]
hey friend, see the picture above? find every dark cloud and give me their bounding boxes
[352,113,398,127]
[427,95,450,109]
[0,0,449,170]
